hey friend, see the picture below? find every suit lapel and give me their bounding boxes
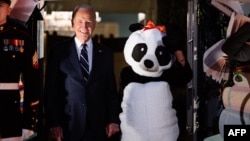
[66,40,103,83]
[88,42,103,82]
[68,40,83,78]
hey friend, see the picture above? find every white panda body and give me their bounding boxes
[120,81,179,141]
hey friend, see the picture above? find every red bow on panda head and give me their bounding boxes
[143,20,166,33]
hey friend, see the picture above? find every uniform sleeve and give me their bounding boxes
[21,34,40,130]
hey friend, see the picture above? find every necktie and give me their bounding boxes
[80,44,89,83]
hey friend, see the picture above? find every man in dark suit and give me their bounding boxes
[44,4,121,141]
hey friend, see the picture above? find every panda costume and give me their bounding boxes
[119,21,180,141]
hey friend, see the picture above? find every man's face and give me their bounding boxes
[0,2,11,25]
[72,8,96,43]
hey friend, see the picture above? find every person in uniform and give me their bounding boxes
[0,0,40,140]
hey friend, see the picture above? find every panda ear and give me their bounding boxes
[129,23,144,32]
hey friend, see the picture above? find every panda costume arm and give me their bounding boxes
[162,23,193,86]
[163,61,193,86]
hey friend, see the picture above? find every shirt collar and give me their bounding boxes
[74,37,93,50]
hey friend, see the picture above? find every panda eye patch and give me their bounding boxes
[132,43,147,62]
[156,46,171,66]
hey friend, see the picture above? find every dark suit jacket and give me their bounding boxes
[44,37,121,141]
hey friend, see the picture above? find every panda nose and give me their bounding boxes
[144,59,154,68]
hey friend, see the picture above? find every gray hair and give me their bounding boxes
[71,4,96,24]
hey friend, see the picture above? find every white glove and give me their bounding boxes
[1,137,22,141]
[21,129,35,141]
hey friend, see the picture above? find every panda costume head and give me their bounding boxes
[124,20,172,77]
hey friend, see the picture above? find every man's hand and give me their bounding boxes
[175,50,185,67]
[105,123,120,137]
[50,126,63,141]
